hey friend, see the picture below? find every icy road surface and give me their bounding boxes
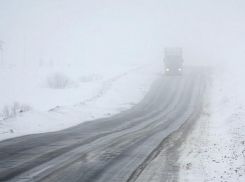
[0,68,205,182]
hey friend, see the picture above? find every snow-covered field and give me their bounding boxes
[0,63,162,141]
[179,61,245,181]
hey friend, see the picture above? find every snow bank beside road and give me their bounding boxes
[0,64,139,112]
[0,64,161,141]
[179,62,245,182]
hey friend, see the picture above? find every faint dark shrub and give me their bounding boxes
[1,102,32,119]
[46,72,75,89]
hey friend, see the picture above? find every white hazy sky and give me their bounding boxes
[0,0,245,66]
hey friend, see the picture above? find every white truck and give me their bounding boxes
[163,47,183,76]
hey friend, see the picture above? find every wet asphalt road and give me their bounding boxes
[0,68,205,182]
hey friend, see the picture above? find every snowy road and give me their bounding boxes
[0,68,205,182]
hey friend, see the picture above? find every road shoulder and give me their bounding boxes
[178,67,245,182]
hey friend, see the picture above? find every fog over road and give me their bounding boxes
[0,68,205,182]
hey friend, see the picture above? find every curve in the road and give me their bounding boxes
[0,68,205,182]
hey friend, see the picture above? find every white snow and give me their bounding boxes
[179,60,245,181]
[0,63,162,141]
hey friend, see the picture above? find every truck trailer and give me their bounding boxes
[163,47,183,76]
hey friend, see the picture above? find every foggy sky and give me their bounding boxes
[0,0,245,66]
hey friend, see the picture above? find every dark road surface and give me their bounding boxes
[0,68,206,182]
